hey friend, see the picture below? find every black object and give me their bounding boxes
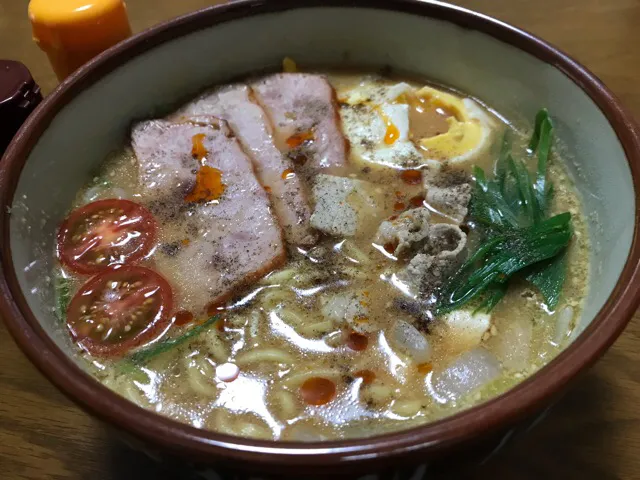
[0,60,42,155]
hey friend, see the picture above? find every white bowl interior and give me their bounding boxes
[9,6,633,362]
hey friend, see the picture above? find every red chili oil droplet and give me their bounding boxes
[215,318,226,332]
[400,169,422,185]
[286,130,314,149]
[393,202,406,211]
[173,310,193,326]
[346,332,368,351]
[300,377,336,406]
[206,301,226,317]
[409,195,426,207]
[185,165,225,203]
[384,242,398,254]
[191,133,208,160]
[281,168,295,180]
[354,369,376,385]
[417,362,433,374]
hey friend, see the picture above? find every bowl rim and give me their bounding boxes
[1,0,640,470]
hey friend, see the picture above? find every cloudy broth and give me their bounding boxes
[54,72,589,441]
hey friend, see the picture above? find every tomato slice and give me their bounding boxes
[66,266,173,356]
[57,199,156,275]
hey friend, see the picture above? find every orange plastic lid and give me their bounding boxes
[29,0,132,80]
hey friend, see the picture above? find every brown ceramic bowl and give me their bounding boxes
[1,1,639,478]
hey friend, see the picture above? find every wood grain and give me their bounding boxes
[1,0,639,478]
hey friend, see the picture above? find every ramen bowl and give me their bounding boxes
[1,1,639,478]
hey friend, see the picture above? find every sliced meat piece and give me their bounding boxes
[310,174,382,237]
[252,73,348,178]
[423,164,472,224]
[173,84,317,246]
[375,207,431,257]
[398,224,467,297]
[131,116,286,314]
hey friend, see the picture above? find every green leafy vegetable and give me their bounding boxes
[532,109,554,213]
[126,315,219,366]
[438,214,572,313]
[528,108,550,152]
[495,130,512,190]
[525,249,567,309]
[54,273,71,323]
[470,166,521,231]
[438,109,571,313]
[509,155,539,225]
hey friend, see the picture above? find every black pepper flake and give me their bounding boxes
[393,298,433,330]
[160,241,181,257]
[359,138,375,150]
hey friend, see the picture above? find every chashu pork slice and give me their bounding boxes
[131,116,286,315]
[252,73,348,178]
[173,84,317,246]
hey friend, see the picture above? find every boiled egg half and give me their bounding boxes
[338,79,495,169]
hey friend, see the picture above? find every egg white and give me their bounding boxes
[340,82,424,169]
[338,80,495,169]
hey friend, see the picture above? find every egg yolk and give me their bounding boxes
[414,86,486,160]
[375,107,400,145]
[407,95,455,139]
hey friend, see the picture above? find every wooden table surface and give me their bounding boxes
[1,0,639,478]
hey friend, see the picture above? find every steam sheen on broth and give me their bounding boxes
[53,69,589,441]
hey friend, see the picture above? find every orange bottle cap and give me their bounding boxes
[29,0,132,81]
